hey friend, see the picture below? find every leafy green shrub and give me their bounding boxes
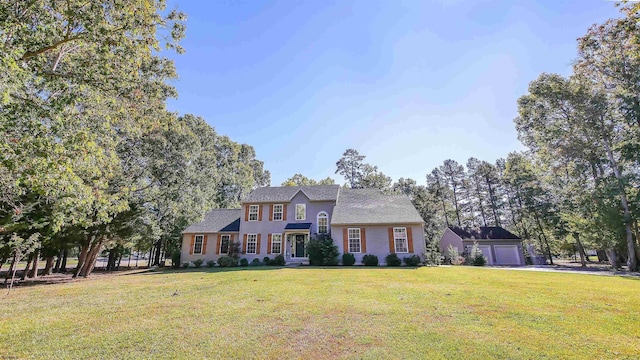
[263,257,271,265]
[193,259,203,268]
[362,254,379,266]
[250,258,262,266]
[385,253,402,266]
[342,253,356,266]
[171,250,181,268]
[181,262,190,268]
[206,260,216,268]
[423,239,442,266]
[446,244,465,265]
[468,242,487,266]
[403,255,422,266]
[217,256,237,267]
[306,234,339,266]
[240,258,249,267]
[271,254,285,266]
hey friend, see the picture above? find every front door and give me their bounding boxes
[295,234,305,258]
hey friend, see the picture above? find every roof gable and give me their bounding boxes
[448,226,521,240]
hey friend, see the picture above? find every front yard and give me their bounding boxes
[1,266,638,359]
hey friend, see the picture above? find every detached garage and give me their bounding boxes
[440,226,525,266]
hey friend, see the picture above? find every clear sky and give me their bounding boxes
[165,0,622,186]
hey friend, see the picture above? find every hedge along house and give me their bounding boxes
[180,185,426,265]
[439,226,525,265]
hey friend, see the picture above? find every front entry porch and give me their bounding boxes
[284,223,312,264]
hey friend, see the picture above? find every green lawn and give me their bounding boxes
[1,267,639,359]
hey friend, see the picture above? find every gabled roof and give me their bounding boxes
[448,226,521,240]
[182,209,241,233]
[242,185,340,203]
[331,189,424,225]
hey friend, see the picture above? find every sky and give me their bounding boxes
[164,0,623,186]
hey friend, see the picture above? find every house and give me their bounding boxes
[439,226,525,265]
[180,185,426,265]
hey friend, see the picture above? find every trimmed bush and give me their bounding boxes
[193,259,204,268]
[240,258,249,267]
[362,254,379,266]
[206,260,216,268]
[181,262,190,268]
[271,254,285,266]
[385,253,402,266]
[342,253,356,266]
[468,242,487,266]
[306,234,339,266]
[403,255,421,266]
[263,257,271,265]
[217,256,237,267]
[171,250,181,268]
[250,258,262,266]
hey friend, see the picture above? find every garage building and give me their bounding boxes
[439,226,525,266]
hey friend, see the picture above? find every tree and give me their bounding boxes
[335,149,366,188]
[439,160,465,226]
[281,174,335,186]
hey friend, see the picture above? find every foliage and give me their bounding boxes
[422,239,441,266]
[404,255,422,267]
[281,174,335,186]
[342,253,356,266]
[181,262,190,268]
[239,258,249,267]
[385,253,402,266]
[192,259,204,268]
[263,257,271,265]
[206,260,216,268]
[171,250,181,268]
[467,242,487,266]
[306,235,339,266]
[271,254,285,266]
[250,258,262,266]
[362,254,379,266]
[217,256,237,268]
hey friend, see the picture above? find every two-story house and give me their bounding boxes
[180,185,426,265]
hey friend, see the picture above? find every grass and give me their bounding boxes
[1,266,639,359]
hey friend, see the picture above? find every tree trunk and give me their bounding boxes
[147,248,153,267]
[60,248,68,272]
[4,254,16,285]
[486,178,500,227]
[609,248,619,270]
[107,249,116,271]
[53,249,63,273]
[20,256,32,280]
[153,239,162,266]
[29,249,40,279]
[43,256,54,275]
[573,233,587,267]
[73,236,92,278]
[79,237,104,277]
[534,214,553,265]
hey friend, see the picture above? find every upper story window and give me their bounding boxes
[273,204,283,221]
[394,227,408,253]
[248,205,259,221]
[194,235,204,255]
[317,212,328,234]
[348,228,361,253]
[295,204,306,220]
[220,234,230,254]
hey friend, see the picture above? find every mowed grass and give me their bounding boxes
[1,267,639,359]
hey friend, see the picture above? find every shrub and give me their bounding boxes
[240,258,249,267]
[385,253,402,266]
[171,250,181,268]
[217,256,237,268]
[181,262,190,268]
[250,258,262,266]
[263,257,271,266]
[403,255,422,266]
[342,253,356,266]
[306,234,339,266]
[193,259,204,268]
[206,260,216,268]
[468,242,487,266]
[423,239,442,266]
[362,254,379,266]
[271,254,285,266]
[228,241,242,260]
[446,244,459,265]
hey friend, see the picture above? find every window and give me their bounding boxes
[394,227,408,253]
[247,234,257,254]
[271,233,282,254]
[220,235,230,254]
[273,204,283,221]
[194,235,204,255]
[295,204,306,220]
[317,212,328,234]
[348,228,361,253]
[248,205,259,221]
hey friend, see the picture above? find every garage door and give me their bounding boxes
[467,245,493,265]
[494,245,521,265]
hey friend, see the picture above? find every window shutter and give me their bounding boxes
[189,234,195,255]
[243,234,247,254]
[282,204,287,221]
[269,204,273,221]
[216,234,221,255]
[388,227,395,253]
[342,228,348,253]
[258,205,263,221]
[407,227,414,253]
[256,234,261,254]
[244,205,249,221]
[267,234,272,254]
[360,228,367,253]
[202,235,208,255]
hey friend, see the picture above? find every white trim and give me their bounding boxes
[248,205,259,221]
[295,203,306,220]
[272,204,283,221]
[193,234,204,255]
[347,228,361,254]
[246,233,258,254]
[393,227,408,253]
[271,233,282,254]
[220,234,230,254]
[317,211,329,234]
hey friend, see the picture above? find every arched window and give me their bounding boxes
[317,212,328,234]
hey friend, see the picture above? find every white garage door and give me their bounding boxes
[467,245,493,265]
[494,245,521,265]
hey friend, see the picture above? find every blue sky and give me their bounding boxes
[165,0,622,186]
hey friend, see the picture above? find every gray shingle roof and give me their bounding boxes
[182,209,241,233]
[242,185,340,203]
[449,226,521,240]
[331,189,424,225]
